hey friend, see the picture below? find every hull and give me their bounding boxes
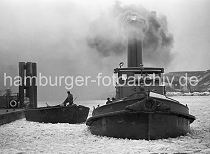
[25,105,89,124]
[0,109,25,126]
[86,92,195,140]
[87,111,192,140]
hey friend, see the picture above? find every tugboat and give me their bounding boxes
[86,16,195,140]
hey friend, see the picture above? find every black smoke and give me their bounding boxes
[87,2,174,67]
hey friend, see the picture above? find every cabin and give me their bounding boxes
[114,67,165,99]
[0,89,19,109]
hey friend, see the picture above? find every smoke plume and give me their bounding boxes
[87,2,174,67]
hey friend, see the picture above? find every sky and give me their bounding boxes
[0,0,209,101]
[139,0,210,71]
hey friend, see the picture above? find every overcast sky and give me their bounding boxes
[0,0,209,100]
[137,0,210,71]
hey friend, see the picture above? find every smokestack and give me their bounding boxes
[126,15,145,67]
[127,35,143,67]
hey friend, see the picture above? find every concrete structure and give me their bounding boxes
[19,62,37,108]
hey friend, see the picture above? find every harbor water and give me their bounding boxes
[0,96,210,153]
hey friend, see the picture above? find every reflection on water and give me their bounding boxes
[0,96,210,153]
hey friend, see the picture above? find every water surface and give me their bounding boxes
[0,96,210,153]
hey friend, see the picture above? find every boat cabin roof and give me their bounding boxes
[114,67,164,74]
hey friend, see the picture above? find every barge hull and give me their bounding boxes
[25,105,89,124]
